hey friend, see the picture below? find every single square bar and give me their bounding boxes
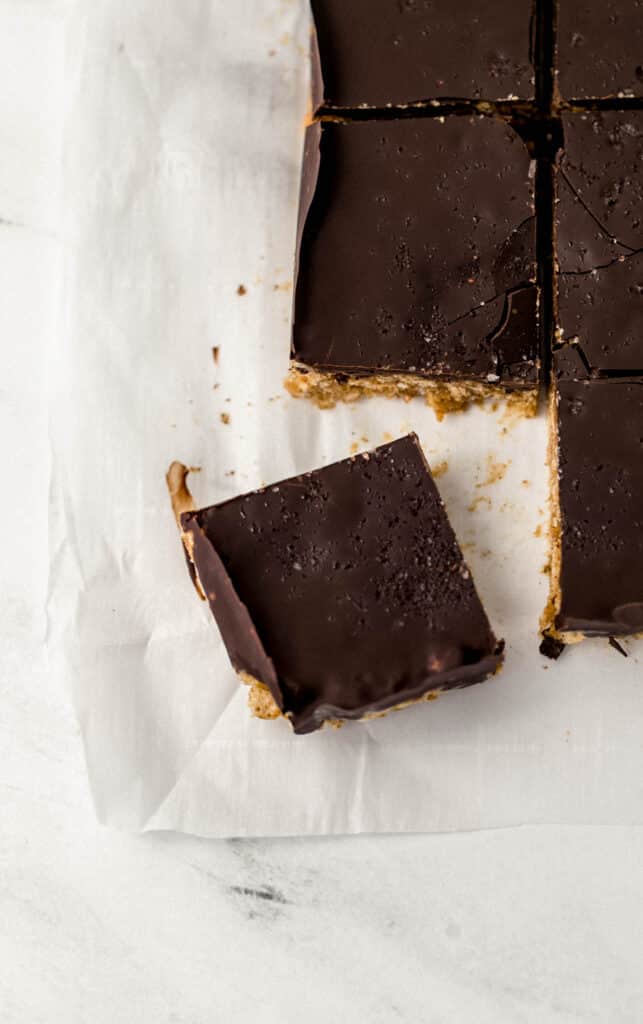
[557,0,643,101]
[556,112,643,375]
[542,111,643,653]
[557,112,643,276]
[310,0,536,109]
[287,116,539,417]
[180,436,504,734]
[542,375,643,646]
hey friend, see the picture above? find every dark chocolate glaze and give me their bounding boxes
[182,436,503,734]
[554,378,643,636]
[557,112,643,275]
[557,253,643,374]
[310,0,536,108]
[293,117,538,387]
[556,113,643,374]
[557,0,643,100]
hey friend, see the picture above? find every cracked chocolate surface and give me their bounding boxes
[310,0,536,109]
[553,377,643,637]
[557,0,643,100]
[292,117,538,390]
[181,436,504,735]
[557,112,643,274]
[556,112,643,373]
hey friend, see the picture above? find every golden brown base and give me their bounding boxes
[166,462,206,600]
[285,364,538,420]
[539,386,586,645]
[240,672,282,720]
[234,669,511,731]
[539,391,642,649]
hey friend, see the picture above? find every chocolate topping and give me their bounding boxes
[556,113,643,374]
[557,0,643,100]
[181,436,503,734]
[557,254,643,375]
[293,117,538,388]
[554,379,643,636]
[310,0,536,108]
[557,112,643,275]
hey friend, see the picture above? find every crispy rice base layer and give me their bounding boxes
[239,668,505,732]
[285,364,539,420]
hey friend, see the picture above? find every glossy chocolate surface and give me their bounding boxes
[182,436,503,734]
[556,112,643,374]
[554,378,643,636]
[557,0,643,100]
[293,117,538,387]
[310,0,535,108]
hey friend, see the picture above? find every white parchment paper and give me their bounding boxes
[49,0,643,837]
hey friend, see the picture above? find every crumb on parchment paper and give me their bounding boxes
[237,284,247,296]
[432,460,448,479]
[220,412,230,425]
[468,494,492,513]
[475,454,510,489]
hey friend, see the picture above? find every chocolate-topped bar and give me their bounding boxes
[179,436,504,734]
[542,110,643,651]
[310,0,536,109]
[542,374,643,644]
[556,112,643,374]
[287,116,539,416]
[557,0,643,100]
[557,112,643,276]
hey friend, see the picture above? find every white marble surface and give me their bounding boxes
[2,4,643,1020]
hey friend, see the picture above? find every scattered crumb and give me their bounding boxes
[468,494,492,513]
[220,412,230,425]
[212,346,220,364]
[541,562,550,575]
[382,432,393,442]
[476,454,510,488]
[237,284,247,296]
[273,281,292,292]
[225,470,236,477]
[213,383,220,390]
[521,479,530,488]
[480,549,491,559]
[350,442,359,454]
[361,435,369,444]
[432,460,449,479]
[534,524,543,538]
